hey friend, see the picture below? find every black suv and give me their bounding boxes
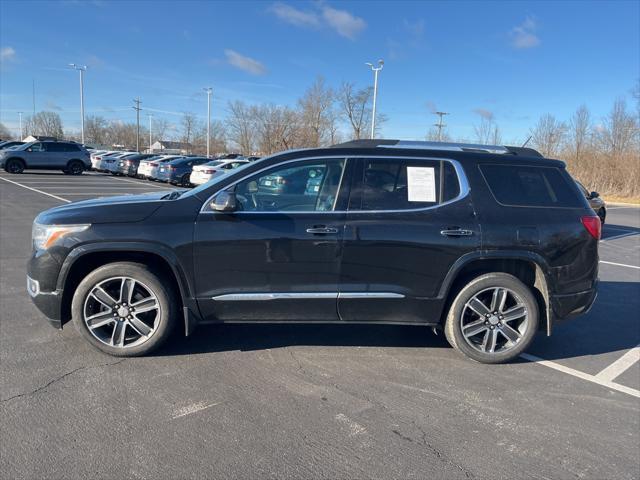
[27,140,599,363]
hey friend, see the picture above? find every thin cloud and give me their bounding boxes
[270,2,320,28]
[224,49,267,76]
[473,108,494,120]
[269,2,365,40]
[321,5,366,39]
[1,46,16,62]
[510,16,540,49]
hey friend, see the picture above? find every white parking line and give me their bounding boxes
[520,353,640,398]
[602,232,637,242]
[595,346,640,382]
[599,260,640,270]
[0,176,70,203]
[109,175,171,188]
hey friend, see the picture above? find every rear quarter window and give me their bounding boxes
[479,164,583,208]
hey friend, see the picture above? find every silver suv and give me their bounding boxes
[0,141,91,175]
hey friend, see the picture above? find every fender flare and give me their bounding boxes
[56,241,198,327]
[438,250,553,334]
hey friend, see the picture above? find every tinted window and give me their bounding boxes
[64,143,81,152]
[29,143,44,152]
[232,159,346,212]
[354,158,461,211]
[480,164,583,208]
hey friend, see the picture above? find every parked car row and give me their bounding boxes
[89,150,258,186]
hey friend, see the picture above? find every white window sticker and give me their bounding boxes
[407,166,436,202]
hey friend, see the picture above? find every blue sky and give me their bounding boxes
[1,0,638,143]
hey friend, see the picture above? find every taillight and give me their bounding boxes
[150,163,157,167]
[581,215,601,240]
[204,169,216,174]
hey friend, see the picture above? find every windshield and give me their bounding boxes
[181,158,256,198]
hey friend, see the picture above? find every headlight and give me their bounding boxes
[32,223,90,250]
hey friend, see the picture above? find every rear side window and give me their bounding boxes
[480,164,583,208]
[354,158,461,211]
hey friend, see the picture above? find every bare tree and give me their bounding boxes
[597,98,638,157]
[0,122,12,139]
[251,104,299,154]
[426,126,451,142]
[85,115,108,145]
[297,76,337,147]
[180,112,198,151]
[105,121,148,149]
[227,101,257,154]
[338,82,373,140]
[568,105,591,163]
[474,116,501,145]
[23,111,64,138]
[529,114,567,157]
[152,118,171,144]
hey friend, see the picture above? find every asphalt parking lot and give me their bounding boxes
[1,171,639,479]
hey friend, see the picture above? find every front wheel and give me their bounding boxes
[444,273,539,364]
[71,262,177,356]
[4,158,25,174]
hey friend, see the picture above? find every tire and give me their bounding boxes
[444,273,539,364]
[4,158,25,174]
[67,160,84,175]
[71,262,178,357]
[180,174,191,187]
[597,208,606,225]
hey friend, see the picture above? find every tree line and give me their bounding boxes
[1,78,637,197]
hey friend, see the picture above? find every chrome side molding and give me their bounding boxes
[212,292,405,301]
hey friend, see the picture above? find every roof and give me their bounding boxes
[332,139,543,157]
[157,140,192,149]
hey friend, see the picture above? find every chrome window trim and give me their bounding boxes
[211,292,405,301]
[200,155,470,215]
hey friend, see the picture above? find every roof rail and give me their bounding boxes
[331,139,543,157]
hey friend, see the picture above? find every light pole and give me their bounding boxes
[18,112,23,139]
[203,87,213,157]
[69,64,87,144]
[365,59,384,139]
[148,114,153,152]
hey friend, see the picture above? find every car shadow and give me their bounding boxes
[602,223,640,240]
[156,322,450,357]
[155,280,638,360]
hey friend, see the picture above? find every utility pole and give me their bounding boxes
[434,111,449,141]
[18,112,23,139]
[133,98,142,152]
[365,59,384,139]
[32,79,36,117]
[203,87,213,157]
[69,64,87,144]
[148,114,153,152]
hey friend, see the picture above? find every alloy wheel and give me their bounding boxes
[83,276,160,348]
[460,287,529,354]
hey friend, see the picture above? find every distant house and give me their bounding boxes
[149,140,192,155]
[22,135,58,142]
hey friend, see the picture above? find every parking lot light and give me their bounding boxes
[365,60,384,140]
[204,87,213,157]
[69,64,87,144]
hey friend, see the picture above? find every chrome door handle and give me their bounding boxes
[306,226,339,235]
[440,229,474,237]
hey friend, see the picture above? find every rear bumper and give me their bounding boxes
[550,283,598,322]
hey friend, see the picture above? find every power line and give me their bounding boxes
[132,97,142,152]
[434,111,449,141]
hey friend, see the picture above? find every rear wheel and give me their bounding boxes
[71,262,177,356]
[597,207,606,225]
[4,158,25,174]
[180,173,191,187]
[66,160,85,175]
[444,273,539,364]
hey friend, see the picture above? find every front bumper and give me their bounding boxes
[27,275,63,328]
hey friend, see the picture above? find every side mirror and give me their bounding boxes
[590,191,599,199]
[210,191,237,212]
